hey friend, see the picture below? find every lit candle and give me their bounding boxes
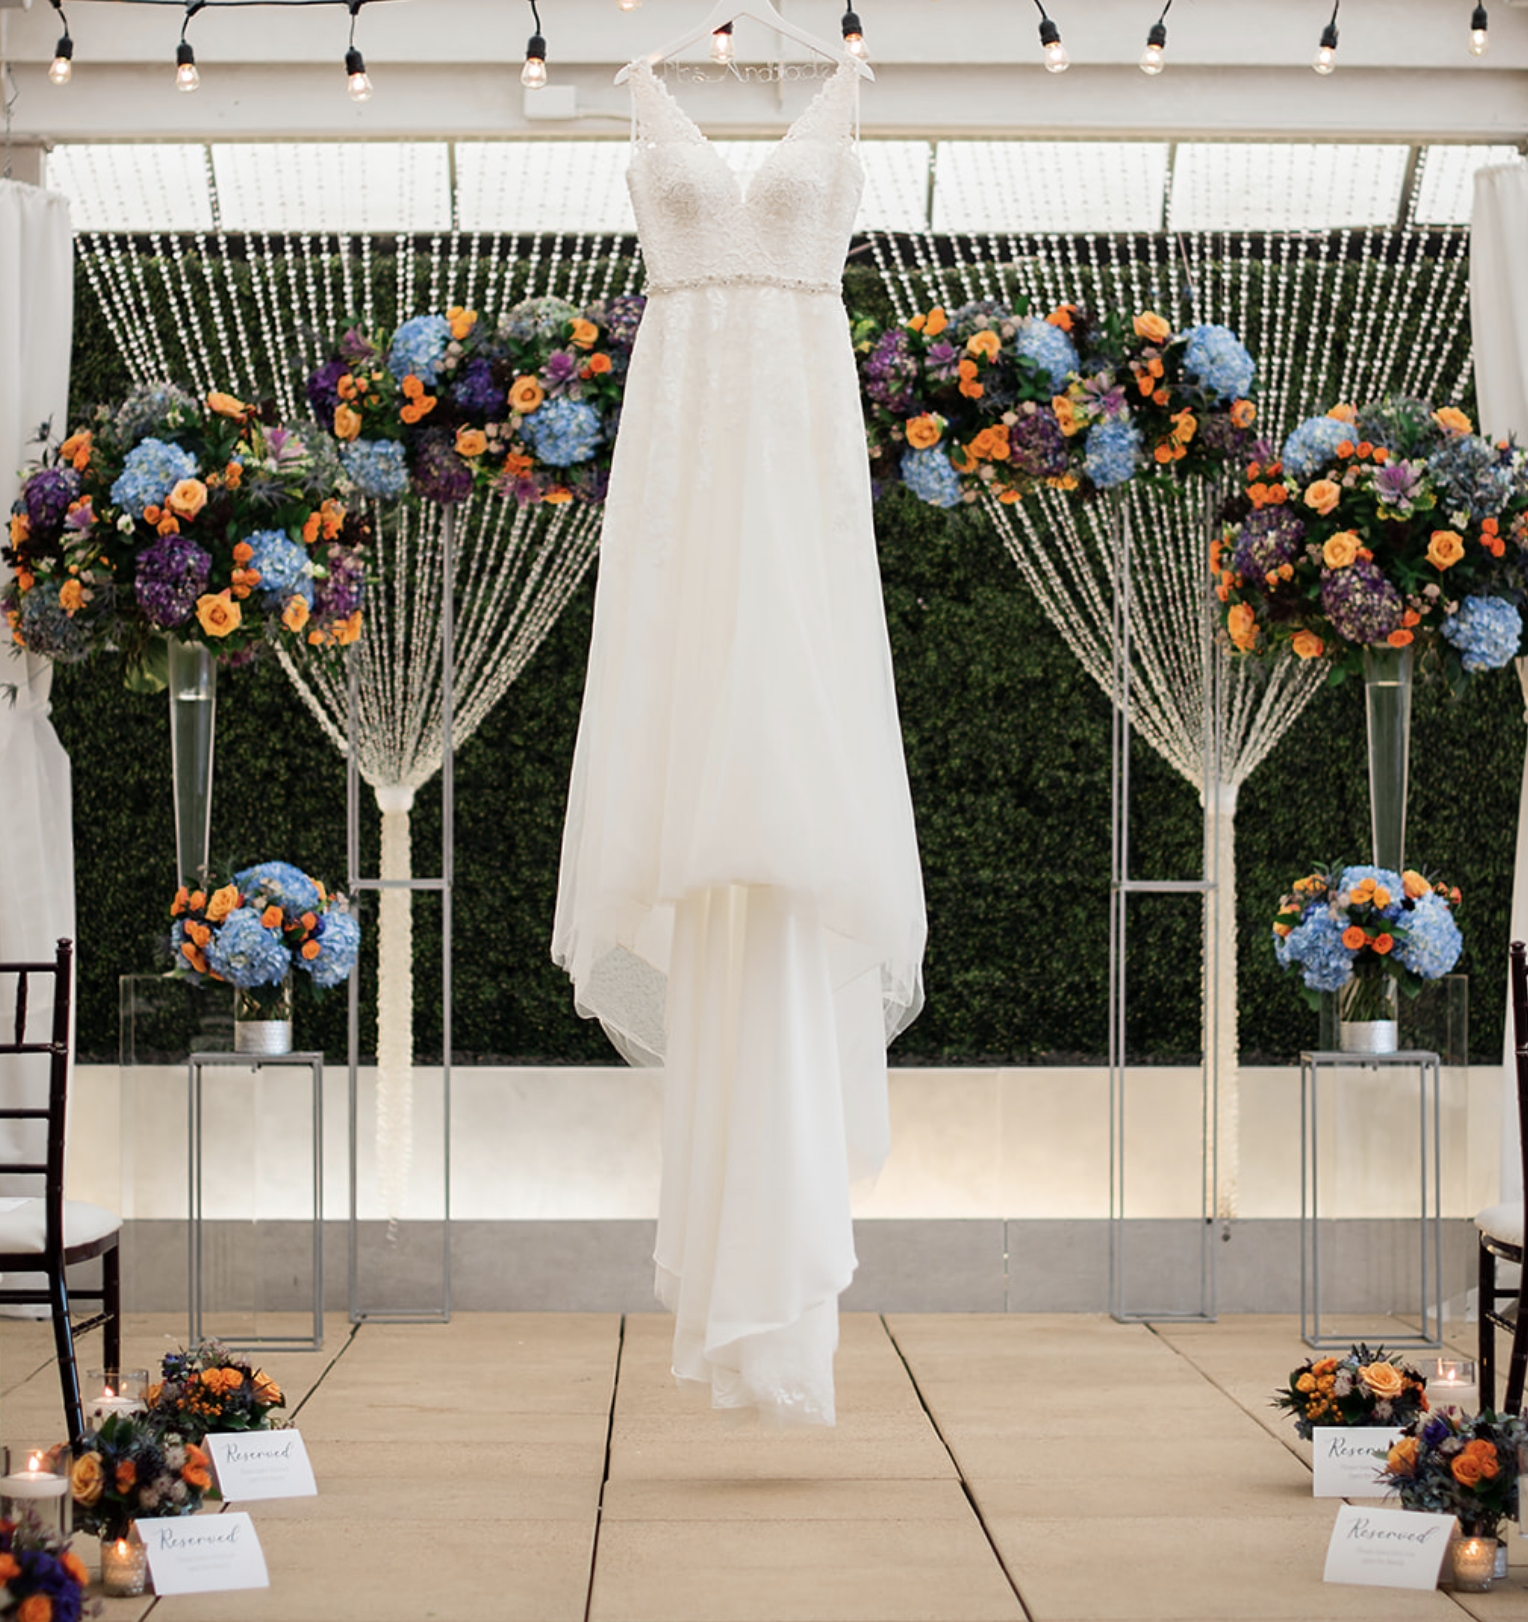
[86,1384,145,1430]
[1425,1359,1480,1414]
[1452,1535,1497,1591]
[100,1535,148,1597]
[1,1452,67,1500]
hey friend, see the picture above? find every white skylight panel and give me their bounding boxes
[46,145,213,233]
[931,142,1171,234]
[1169,143,1410,232]
[1411,144,1522,225]
[455,142,635,234]
[856,142,935,234]
[211,143,452,233]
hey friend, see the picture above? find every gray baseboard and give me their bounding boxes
[119,1217,1479,1319]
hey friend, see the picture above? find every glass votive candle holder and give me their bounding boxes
[100,1532,149,1597]
[1451,1535,1498,1592]
[1424,1358,1479,1414]
[0,1445,72,1542]
[85,1369,150,1431]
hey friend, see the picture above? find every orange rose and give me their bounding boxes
[70,1452,104,1506]
[508,376,544,414]
[115,1459,138,1492]
[568,318,599,351]
[1322,531,1360,569]
[253,1371,284,1406]
[905,414,943,450]
[302,939,321,960]
[584,352,613,376]
[1328,403,1357,423]
[1386,628,1414,648]
[1341,925,1366,950]
[1452,1451,1486,1487]
[206,884,240,924]
[334,404,362,441]
[61,1550,88,1587]
[1386,1436,1420,1476]
[58,578,86,615]
[1227,603,1259,651]
[1402,870,1429,900]
[966,330,1001,361]
[282,596,311,633]
[260,905,283,929]
[337,610,363,645]
[1433,406,1473,435]
[1303,479,1341,516]
[1052,396,1082,437]
[1231,399,1256,428]
[1358,1361,1405,1399]
[1133,310,1171,343]
[923,307,948,338]
[196,588,241,638]
[455,428,488,459]
[1290,630,1324,660]
[1427,529,1464,569]
[60,429,92,470]
[233,540,254,564]
[447,306,477,341]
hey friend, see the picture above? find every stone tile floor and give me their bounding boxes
[1,1310,1523,1621]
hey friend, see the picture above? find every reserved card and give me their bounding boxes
[137,1512,269,1595]
[1323,1504,1456,1589]
[1311,1427,1399,1497]
[207,1430,317,1501]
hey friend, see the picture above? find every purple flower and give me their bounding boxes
[926,340,960,383]
[306,358,348,420]
[542,351,580,391]
[863,329,919,414]
[1079,375,1126,417]
[1372,458,1427,516]
[411,429,475,506]
[1321,557,1403,644]
[133,533,212,630]
[24,467,80,537]
[1232,508,1306,582]
[454,360,504,419]
[600,295,646,349]
[1007,407,1069,480]
[339,327,378,366]
[64,496,96,534]
[312,542,365,621]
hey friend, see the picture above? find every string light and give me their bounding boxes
[1140,1,1169,74]
[173,0,204,90]
[710,20,734,64]
[1033,1,1069,72]
[521,0,547,87]
[841,8,866,59]
[616,0,641,9]
[341,0,372,99]
[1469,4,1489,55]
[47,0,74,84]
[1313,0,1339,73]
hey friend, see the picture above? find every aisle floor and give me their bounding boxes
[1,1310,1524,1622]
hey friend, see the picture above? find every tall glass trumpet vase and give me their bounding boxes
[1363,643,1413,873]
[168,638,217,887]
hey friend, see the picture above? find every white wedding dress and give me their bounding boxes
[552,58,925,1426]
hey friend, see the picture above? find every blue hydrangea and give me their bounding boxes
[1180,324,1256,403]
[1014,318,1079,392]
[1281,415,1356,480]
[1336,866,1407,914]
[206,908,292,990]
[305,909,361,990]
[110,438,198,515]
[1277,907,1354,993]
[900,447,962,509]
[1085,417,1141,490]
[387,314,453,386]
[340,438,410,499]
[501,296,579,342]
[1443,594,1522,673]
[244,529,313,606]
[235,861,323,915]
[1393,891,1464,981]
[521,397,603,467]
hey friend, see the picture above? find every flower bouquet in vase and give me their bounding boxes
[1272,864,1462,1053]
[0,1514,91,1618]
[168,861,361,1055]
[145,1339,285,1449]
[1274,1344,1430,1497]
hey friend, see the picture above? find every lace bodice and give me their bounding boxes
[627,59,863,294]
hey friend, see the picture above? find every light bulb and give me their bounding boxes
[521,32,547,87]
[617,0,641,9]
[841,9,866,58]
[1043,38,1069,71]
[345,46,372,101]
[710,25,734,64]
[175,42,199,91]
[1313,21,1337,73]
[48,39,73,84]
[1470,4,1489,54]
[1140,42,1163,73]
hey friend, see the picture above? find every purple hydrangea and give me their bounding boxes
[1007,407,1069,480]
[133,533,212,629]
[1320,557,1403,643]
[24,467,80,537]
[1232,507,1306,582]
[862,329,919,414]
[412,430,476,505]
[306,358,348,420]
[600,295,647,349]
[454,360,504,418]
[313,542,365,621]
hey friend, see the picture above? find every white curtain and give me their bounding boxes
[0,181,76,1231]
[1470,161,1528,1207]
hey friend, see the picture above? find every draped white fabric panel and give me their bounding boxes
[1469,161,1528,1207]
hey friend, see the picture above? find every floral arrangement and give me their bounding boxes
[1216,397,1528,680]
[146,1340,285,1446]
[0,1517,90,1622]
[1273,1344,1431,1439]
[2,384,369,686]
[855,300,1258,510]
[168,860,360,1013]
[306,297,645,508]
[70,1413,210,1541]
[1272,863,1463,1013]
[1380,1409,1528,1536]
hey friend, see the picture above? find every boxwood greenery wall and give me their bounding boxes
[47,243,1522,1065]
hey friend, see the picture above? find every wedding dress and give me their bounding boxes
[552,57,925,1426]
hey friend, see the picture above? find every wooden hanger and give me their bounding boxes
[615,0,874,84]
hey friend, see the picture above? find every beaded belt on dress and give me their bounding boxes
[645,273,841,295]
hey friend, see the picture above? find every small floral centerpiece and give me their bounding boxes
[1216,398,1527,681]
[0,1517,90,1622]
[168,861,360,1017]
[1380,1409,1527,1537]
[146,1340,285,1448]
[856,300,1257,509]
[307,296,644,508]
[1273,1345,1431,1439]
[1272,863,1463,1019]
[70,1413,211,1541]
[3,384,369,687]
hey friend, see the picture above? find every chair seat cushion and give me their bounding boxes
[1476,1201,1525,1247]
[0,1199,120,1259]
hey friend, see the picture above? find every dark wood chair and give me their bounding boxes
[1478,939,1528,1413]
[0,940,121,1443]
